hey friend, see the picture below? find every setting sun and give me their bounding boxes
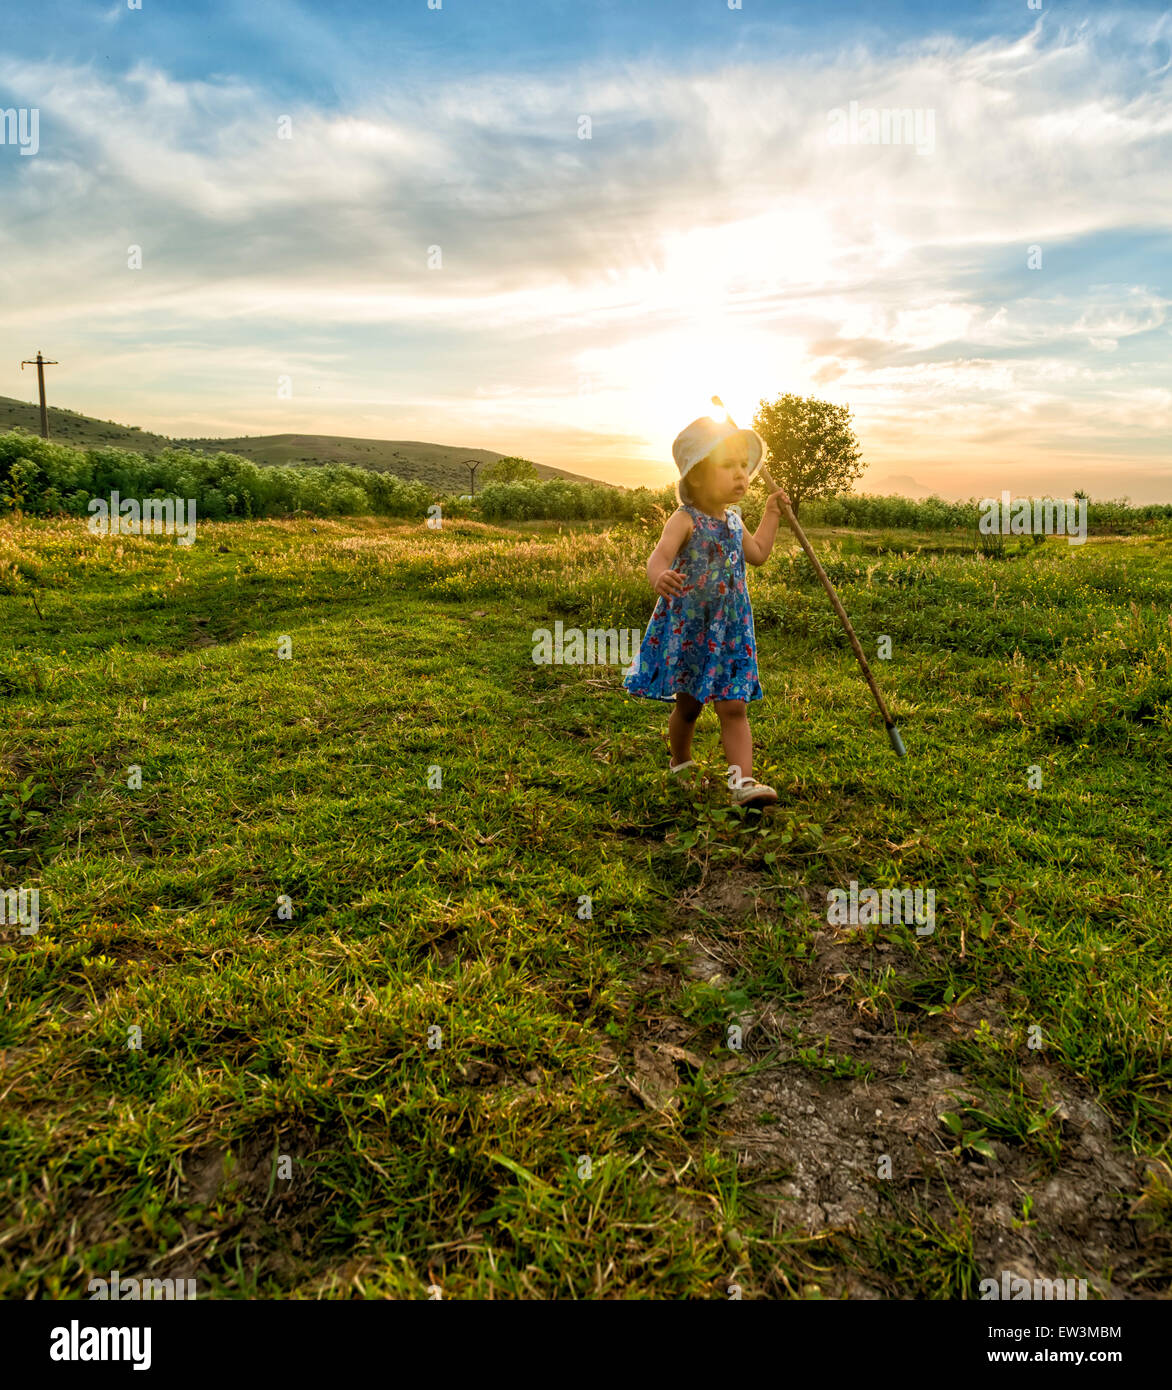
[596,323,812,471]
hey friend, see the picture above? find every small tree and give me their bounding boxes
[752,394,864,518]
[481,455,540,485]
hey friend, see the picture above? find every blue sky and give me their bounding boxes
[1,0,1169,499]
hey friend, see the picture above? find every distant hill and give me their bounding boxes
[0,396,605,493]
[862,472,938,500]
[0,397,173,453]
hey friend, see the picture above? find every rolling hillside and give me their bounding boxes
[0,397,172,452]
[170,432,603,491]
[0,396,605,492]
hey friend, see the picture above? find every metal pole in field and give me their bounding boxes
[463,458,481,495]
[20,351,59,438]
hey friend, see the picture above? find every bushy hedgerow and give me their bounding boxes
[800,492,1172,534]
[4,428,1168,532]
[473,479,676,522]
[0,431,434,519]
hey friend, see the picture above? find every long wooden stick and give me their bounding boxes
[761,463,904,753]
[710,398,906,757]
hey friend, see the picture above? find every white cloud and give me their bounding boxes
[0,13,1168,495]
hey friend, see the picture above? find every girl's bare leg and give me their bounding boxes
[669,692,703,766]
[713,699,752,781]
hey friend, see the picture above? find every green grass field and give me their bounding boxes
[2,512,1170,1299]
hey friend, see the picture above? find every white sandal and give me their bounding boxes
[668,760,712,791]
[730,776,779,808]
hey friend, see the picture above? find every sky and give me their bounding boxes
[0,0,1169,500]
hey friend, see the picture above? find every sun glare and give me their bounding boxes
[633,325,810,441]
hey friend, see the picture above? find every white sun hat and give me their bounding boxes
[672,414,769,496]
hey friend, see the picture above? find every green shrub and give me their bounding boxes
[5,428,1169,533]
[0,432,437,521]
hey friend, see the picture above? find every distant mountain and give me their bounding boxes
[0,396,605,492]
[862,472,938,499]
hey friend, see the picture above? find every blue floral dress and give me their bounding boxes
[624,503,763,705]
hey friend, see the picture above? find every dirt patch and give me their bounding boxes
[159,1126,328,1285]
[678,867,764,924]
[660,873,1163,1297]
[180,1127,322,1217]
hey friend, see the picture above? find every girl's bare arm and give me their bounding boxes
[646,509,694,597]
[743,483,791,565]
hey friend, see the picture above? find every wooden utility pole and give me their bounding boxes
[20,351,58,438]
[463,458,482,495]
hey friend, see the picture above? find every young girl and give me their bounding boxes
[624,413,790,808]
